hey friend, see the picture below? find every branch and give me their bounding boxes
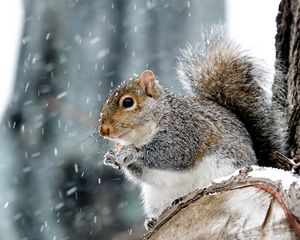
[144,166,300,240]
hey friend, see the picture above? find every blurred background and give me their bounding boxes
[0,0,280,239]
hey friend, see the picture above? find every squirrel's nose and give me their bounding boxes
[100,122,114,137]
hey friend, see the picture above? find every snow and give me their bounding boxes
[54,148,58,156]
[213,168,240,184]
[24,82,30,92]
[213,166,300,190]
[96,50,106,59]
[54,202,64,210]
[23,100,33,106]
[56,91,67,99]
[46,33,50,40]
[66,186,77,196]
[3,201,9,209]
[31,152,41,158]
[74,164,79,173]
[249,166,300,189]
[90,37,100,45]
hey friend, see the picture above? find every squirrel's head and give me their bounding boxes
[99,70,160,147]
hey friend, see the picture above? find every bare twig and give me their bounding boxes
[261,196,275,231]
[274,152,300,175]
[274,151,294,171]
[217,216,231,240]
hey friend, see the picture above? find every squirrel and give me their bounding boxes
[98,30,287,229]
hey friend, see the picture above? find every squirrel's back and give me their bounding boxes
[177,28,287,166]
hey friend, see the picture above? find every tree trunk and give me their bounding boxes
[275,0,300,157]
[145,0,300,238]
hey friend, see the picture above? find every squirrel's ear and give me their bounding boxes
[137,70,157,97]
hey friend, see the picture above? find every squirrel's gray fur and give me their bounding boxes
[176,28,288,166]
[100,27,288,223]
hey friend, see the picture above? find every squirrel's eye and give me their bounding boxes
[122,97,134,108]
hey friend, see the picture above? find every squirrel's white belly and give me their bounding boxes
[140,154,237,218]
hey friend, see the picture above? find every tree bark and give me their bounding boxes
[275,0,300,157]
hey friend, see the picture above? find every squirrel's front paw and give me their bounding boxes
[116,144,138,166]
[103,149,120,169]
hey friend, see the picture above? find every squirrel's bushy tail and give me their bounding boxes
[177,28,288,166]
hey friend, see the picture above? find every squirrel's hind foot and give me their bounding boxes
[144,217,158,230]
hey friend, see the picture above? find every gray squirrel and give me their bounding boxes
[99,30,287,229]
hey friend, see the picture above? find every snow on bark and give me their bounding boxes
[144,166,300,240]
